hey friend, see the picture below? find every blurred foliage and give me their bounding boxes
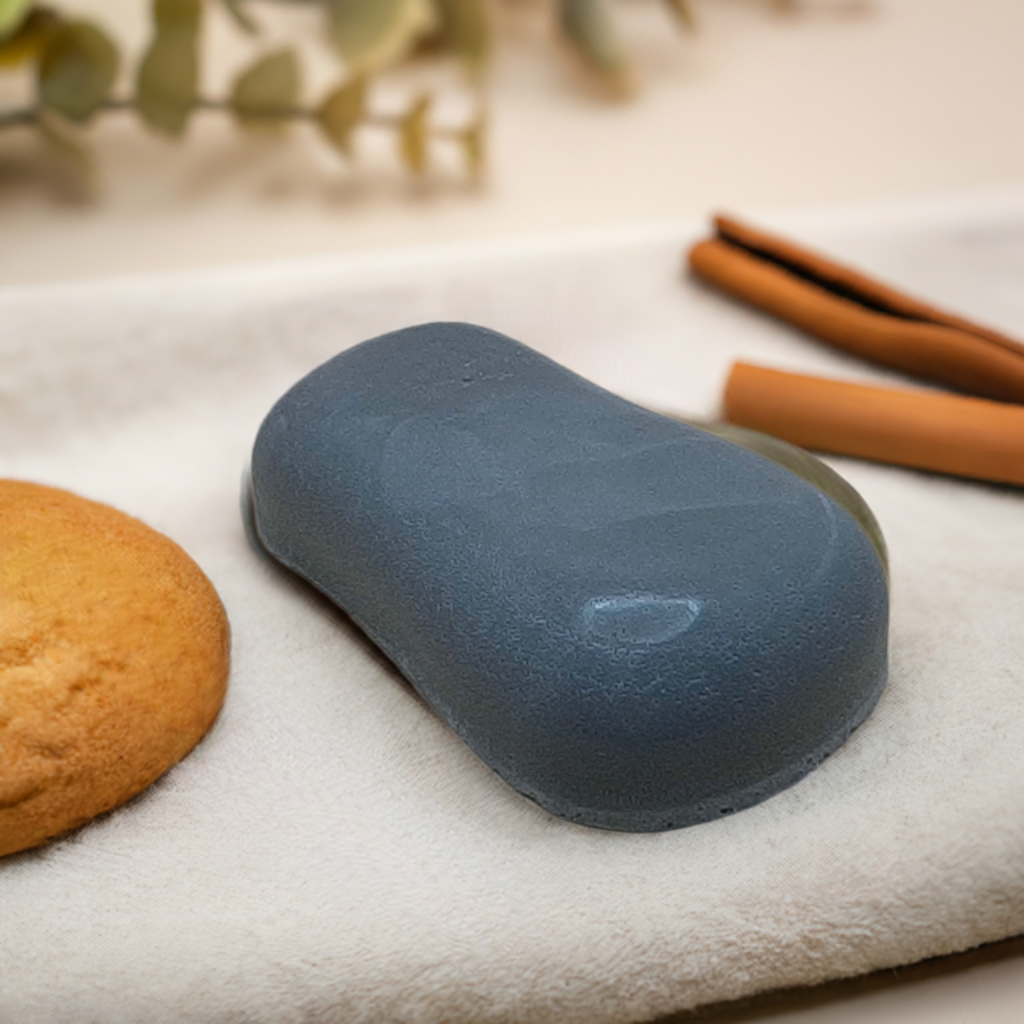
[37,19,118,121]
[559,0,632,95]
[0,0,826,192]
[316,75,365,156]
[328,0,436,75]
[399,93,431,174]
[0,0,33,39]
[0,0,498,185]
[429,0,490,72]
[230,47,299,129]
[0,7,56,65]
[136,0,199,135]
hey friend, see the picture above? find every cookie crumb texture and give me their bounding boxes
[1,480,229,857]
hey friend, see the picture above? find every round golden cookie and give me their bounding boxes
[1,480,229,857]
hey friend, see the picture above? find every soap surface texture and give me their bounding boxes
[250,323,888,831]
[0,480,230,857]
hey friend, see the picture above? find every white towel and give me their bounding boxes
[2,188,1023,1024]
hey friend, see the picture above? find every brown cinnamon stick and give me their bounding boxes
[689,216,1024,404]
[714,215,1024,358]
[724,362,1024,486]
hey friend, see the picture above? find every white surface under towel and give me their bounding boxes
[1,189,1023,1024]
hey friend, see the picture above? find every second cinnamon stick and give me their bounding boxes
[724,362,1024,486]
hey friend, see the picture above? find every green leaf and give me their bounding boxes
[558,0,631,94]
[662,0,696,32]
[459,106,485,178]
[316,77,366,157]
[431,0,489,71]
[230,48,299,130]
[37,21,120,124]
[136,0,201,137]
[0,8,59,67]
[0,0,31,41]
[221,0,259,35]
[328,0,435,74]
[398,94,430,174]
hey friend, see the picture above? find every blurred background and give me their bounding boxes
[2,0,1023,285]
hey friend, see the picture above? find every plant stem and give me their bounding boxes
[0,98,467,137]
[0,108,38,129]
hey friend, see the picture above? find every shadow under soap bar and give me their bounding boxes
[249,323,888,831]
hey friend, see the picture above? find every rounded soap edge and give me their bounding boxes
[527,656,888,833]
[670,418,889,580]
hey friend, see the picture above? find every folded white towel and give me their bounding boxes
[2,190,1023,1024]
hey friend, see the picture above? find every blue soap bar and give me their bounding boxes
[249,323,888,831]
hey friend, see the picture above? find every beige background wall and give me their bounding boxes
[3,0,1024,285]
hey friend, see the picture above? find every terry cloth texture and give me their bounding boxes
[2,189,1023,1024]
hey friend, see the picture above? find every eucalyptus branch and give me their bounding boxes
[0,96,476,147]
[0,0,804,196]
[0,0,488,185]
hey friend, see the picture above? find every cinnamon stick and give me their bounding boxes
[723,362,1024,486]
[689,217,1024,404]
[713,215,1024,358]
